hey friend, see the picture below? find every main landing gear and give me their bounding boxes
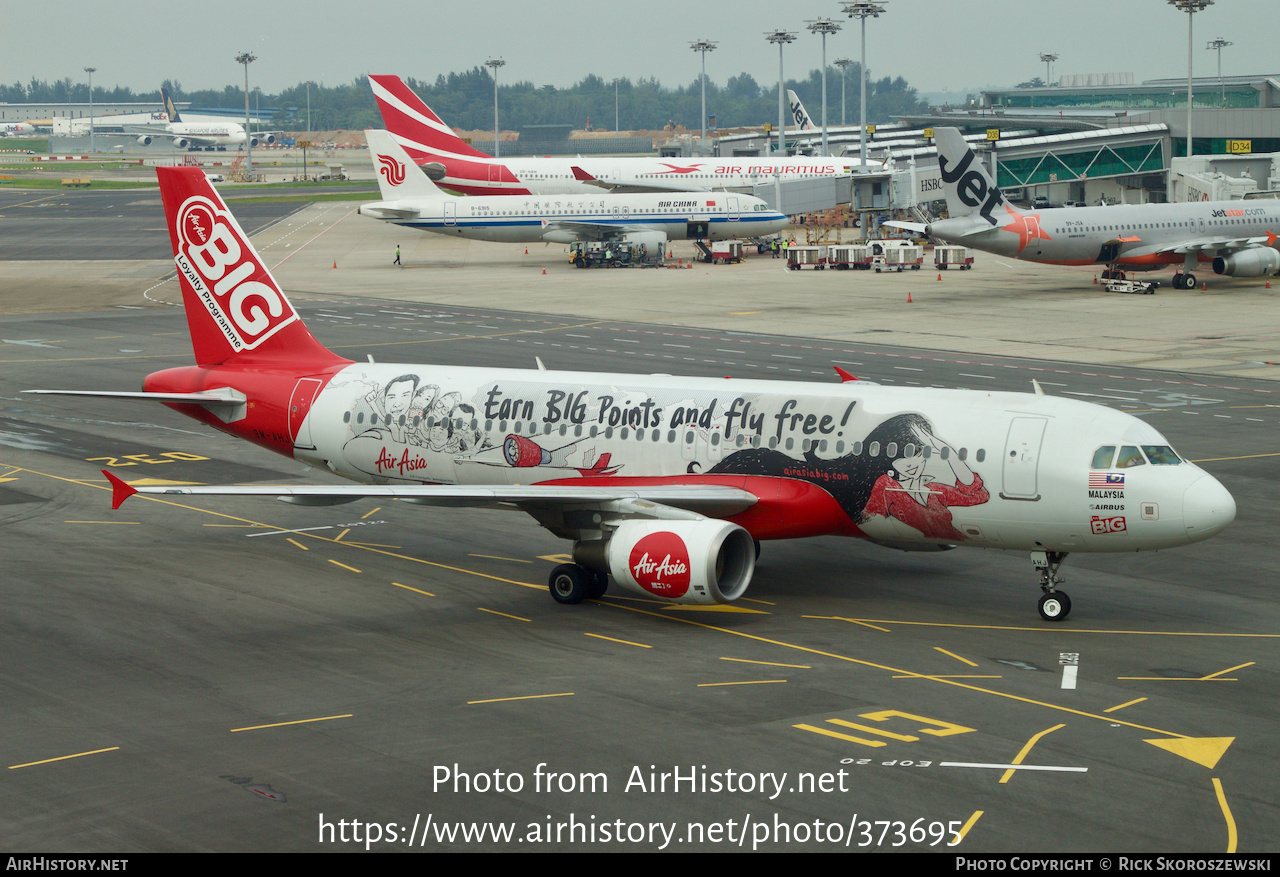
[548,563,609,604]
[1030,550,1072,622]
[1170,272,1198,290]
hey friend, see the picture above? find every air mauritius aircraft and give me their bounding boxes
[30,168,1235,620]
[889,127,1280,290]
[359,130,788,248]
[367,74,880,196]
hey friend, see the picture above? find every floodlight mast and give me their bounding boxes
[765,30,797,159]
[1039,52,1058,86]
[806,18,842,157]
[1168,0,1213,159]
[690,39,717,143]
[235,52,256,178]
[842,1,886,167]
[83,67,96,154]
[485,58,506,159]
[1206,37,1232,106]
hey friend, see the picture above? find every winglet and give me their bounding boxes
[103,470,138,510]
[570,166,596,182]
[1267,231,1277,247]
[833,366,860,383]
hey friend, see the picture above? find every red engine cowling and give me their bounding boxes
[600,519,755,605]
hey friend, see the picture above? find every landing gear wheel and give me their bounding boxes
[549,563,589,604]
[1185,272,1196,290]
[585,570,609,599]
[1038,591,1071,622]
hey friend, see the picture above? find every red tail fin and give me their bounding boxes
[367,75,492,161]
[157,166,343,370]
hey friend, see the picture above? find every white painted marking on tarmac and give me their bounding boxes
[1064,391,1140,402]
[1061,665,1078,690]
[940,762,1087,773]
[247,525,335,537]
[958,373,995,380]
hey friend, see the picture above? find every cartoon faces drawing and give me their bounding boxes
[858,414,988,542]
[710,412,988,542]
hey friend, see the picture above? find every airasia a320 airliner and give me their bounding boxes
[31,168,1235,621]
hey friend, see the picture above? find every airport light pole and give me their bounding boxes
[1039,52,1058,86]
[1206,37,1232,106]
[1168,0,1213,159]
[83,66,95,153]
[834,58,852,126]
[236,52,256,179]
[842,1,886,167]
[806,18,841,157]
[689,39,717,143]
[765,30,796,158]
[485,58,505,158]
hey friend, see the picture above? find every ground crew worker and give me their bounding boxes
[393,245,401,266]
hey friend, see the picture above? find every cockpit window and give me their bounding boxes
[1091,446,1116,469]
[1115,445,1147,469]
[1141,445,1182,465]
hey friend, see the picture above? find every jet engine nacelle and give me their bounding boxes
[586,519,755,605]
[1213,248,1280,277]
[172,137,191,149]
[422,161,447,181]
[136,135,153,146]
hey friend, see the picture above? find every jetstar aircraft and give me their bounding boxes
[359,130,788,248]
[29,168,1235,620]
[887,127,1280,290]
[367,74,880,196]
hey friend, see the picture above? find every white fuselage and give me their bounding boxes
[359,192,788,243]
[292,364,1233,554]
[932,200,1280,270]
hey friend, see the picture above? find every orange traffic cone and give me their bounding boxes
[1267,281,1272,289]
[1093,275,1098,284]
[1201,281,1207,290]
[332,260,337,269]
[542,268,546,275]
[907,292,913,303]
[524,247,528,255]
[936,273,941,281]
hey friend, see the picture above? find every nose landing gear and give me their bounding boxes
[1031,550,1072,621]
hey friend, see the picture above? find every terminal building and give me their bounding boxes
[714,73,1280,212]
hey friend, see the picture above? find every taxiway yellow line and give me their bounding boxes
[392,582,434,597]
[807,616,1279,638]
[935,648,979,667]
[230,715,352,733]
[9,747,119,770]
[720,657,810,669]
[602,602,1200,740]
[1213,778,1237,853]
[584,633,650,648]
[477,608,530,622]
[1104,697,1147,713]
[327,560,361,573]
[697,680,786,687]
[467,693,574,705]
[999,725,1066,784]
[954,811,983,845]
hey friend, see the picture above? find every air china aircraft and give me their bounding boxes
[367,74,881,196]
[130,87,278,150]
[359,130,788,248]
[30,168,1235,621]
[889,127,1280,290]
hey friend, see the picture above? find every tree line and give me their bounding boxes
[1,67,928,133]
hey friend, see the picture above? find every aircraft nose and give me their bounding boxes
[1182,474,1236,540]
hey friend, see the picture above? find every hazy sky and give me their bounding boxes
[5,0,1273,98]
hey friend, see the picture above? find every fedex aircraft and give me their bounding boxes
[130,87,278,150]
[30,168,1235,621]
[889,127,1280,290]
[368,74,881,196]
[1,121,35,137]
[359,130,788,247]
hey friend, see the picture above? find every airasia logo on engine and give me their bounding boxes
[174,194,296,352]
[629,532,691,598]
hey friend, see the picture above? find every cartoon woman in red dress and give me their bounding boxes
[861,414,988,541]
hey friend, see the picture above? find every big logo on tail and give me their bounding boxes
[175,195,296,352]
[377,154,406,186]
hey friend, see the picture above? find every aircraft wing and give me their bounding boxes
[1117,233,1276,260]
[121,124,222,147]
[103,470,758,520]
[540,220,649,241]
[570,166,712,194]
